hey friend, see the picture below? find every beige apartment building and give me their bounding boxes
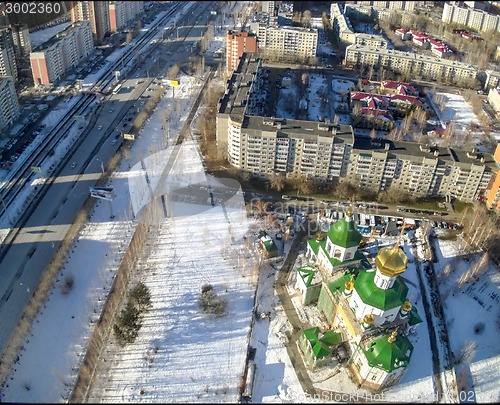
[69,1,110,42]
[10,23,31,60]
[258,25,318,60]
[442,2,500,33]
[344,45,477,84]
[347,139,496,201]
[354,1,417,12]
[354,33,388,49]
[30,20,93,86]
[0,76,20,133]
[109,1,144,32]
[331,3,356,44]
[0,28,17,81]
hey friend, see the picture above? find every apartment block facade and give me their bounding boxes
[353,1,417,12]
[30,20,94,86]
[226,30,258,74]
[109,1,144,32]
[0,27,17,81]
[69,1,110,42]
[344,45,477,84]
[442,2,500,33]
[0,76,20,133]
[331,3,356,44]
[216,53,497,202]
[257,25,318,60]
[9,23,31,60]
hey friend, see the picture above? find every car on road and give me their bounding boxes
[98,125,103,130]
[71,161,77,168]
[111,139,117,145]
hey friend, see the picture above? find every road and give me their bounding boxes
[0,1,214,358]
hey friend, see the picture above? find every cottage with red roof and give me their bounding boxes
[350,91,389,110]
[380,80,418,96]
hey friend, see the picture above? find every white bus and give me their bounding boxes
[112,83,123,94]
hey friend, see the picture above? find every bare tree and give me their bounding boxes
[270,172,286,192]
[454,341,477,365]
[302,10,312,27]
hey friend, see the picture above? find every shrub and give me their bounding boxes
[60,274,74,295]
[199,284,227,317]
[130,281,152,311]
[113,282,153,346]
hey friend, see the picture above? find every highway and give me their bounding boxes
[0,0,216,357]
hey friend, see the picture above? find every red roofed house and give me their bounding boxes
[389,94,423,109]
[395,28,411,40]
[380,80,418,96]
[350,91,389,110]
[410,30,428,47]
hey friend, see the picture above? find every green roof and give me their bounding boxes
[354,270,408,310]
[327,217,363,249]
[312,341,332,358]
[408,306,423,326]
[327,269,357,293]
[307,239,325,256]
[363,333,413,373]
[302,327,343,359]
[320,330,343,345]
[259,231,278,252]
[297,267,319,287]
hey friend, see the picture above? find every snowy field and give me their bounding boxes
[432,232,500,403]
[277,73,351,125]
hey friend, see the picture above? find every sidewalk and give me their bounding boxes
[275,226,319,397]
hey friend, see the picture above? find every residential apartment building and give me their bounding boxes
[347,139,496,201]
[226,30,258,74]
[9,23,31,60]
[486,143,500,211]
[0,76,20,133]
[354,33,388,49]
[331,3,356,44]
[353,1,417,12]
[261,1,276,16]
[483,69,500,91]
[0,27,17,81]
[216,53,496,202]
[30,20,94,86]
[344,45,477,84]
[109,1,144,32]
[442,2,500,33]
[69,1,110,42]
[487,87,500,113]
[258,26,318,60]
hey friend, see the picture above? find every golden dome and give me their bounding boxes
[363,314,375,325]
[344,275,355,291]
[388,329,398,343]
[346,204,354,218]
[375,245,408,277]
[401,301,412,312]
